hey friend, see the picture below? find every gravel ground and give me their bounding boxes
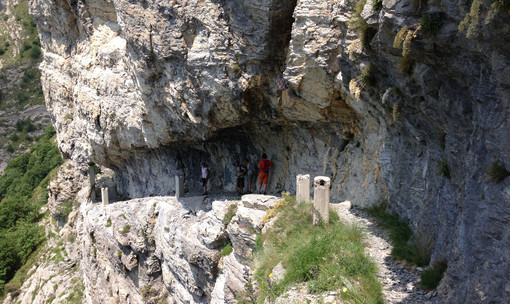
[339,204,445,304]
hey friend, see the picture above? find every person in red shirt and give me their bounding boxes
[258,153,273,194]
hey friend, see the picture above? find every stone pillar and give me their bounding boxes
[88,165,96,201]
[313,176,330,225]
[101,187,109,205]
[175,175,184,198]
[296,174,311,203]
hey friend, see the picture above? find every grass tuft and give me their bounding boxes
[419,260,447,290]
[438,159,450,179]
[121,225,131,235]
[222,204,238,225]
[488,160,510,182]
[220,243,233,256]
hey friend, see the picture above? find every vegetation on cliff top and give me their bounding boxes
[0,125,62,298]
[239,194,383,304]
[1,0,47,163]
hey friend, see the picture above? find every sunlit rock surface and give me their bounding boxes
[27,0,510,303]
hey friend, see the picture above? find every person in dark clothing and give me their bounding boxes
[234,160,246,194]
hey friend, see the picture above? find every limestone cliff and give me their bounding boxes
[28,0,510,303]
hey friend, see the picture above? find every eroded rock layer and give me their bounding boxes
[29,0,510,303]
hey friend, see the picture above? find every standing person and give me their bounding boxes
[234,160,246,195]
[258,153,273,194]
[244,158,256,193]
[200,162,209,195]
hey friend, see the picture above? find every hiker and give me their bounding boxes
[234,160,246,195]
[200,162,209,195]
[258,153,273,194]
[244,158,256,193]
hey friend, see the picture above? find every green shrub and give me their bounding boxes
[15,119,35,132]
[9,133,19,142]
[93,164,101,175]
[6,144,14,153]
[15,92,29,103]
[21,41,31,52]
[22,68,38,84]
[220,243,233,256]
[364,202,430,266]
[105,218,112,227]
[419,260,447,290]
[420,13,443,36]
[0,48,4,56]
[488,160,510,182]
[438,159,450,179]
[29,46,41,59]
[372,0,382,10]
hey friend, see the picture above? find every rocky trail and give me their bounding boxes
[331,203,445,304]
[189,192,446,304]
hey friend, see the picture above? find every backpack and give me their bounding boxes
[261,160,270,173]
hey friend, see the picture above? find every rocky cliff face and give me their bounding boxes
[28,0,510,303]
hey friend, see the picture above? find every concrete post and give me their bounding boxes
[296,174,311,203]
[175,175,184,198]
[313,176,330,225]
[88,165,96,201]
[101,187,109,205]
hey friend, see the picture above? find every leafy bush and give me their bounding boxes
[29,46,41,59]
[21,68,38,84]
[419,260,447,290]
[9,133,19,142]
[15,92,29,103]
[488,160,510,182]
[420,13,443,36]
[21,41,31,52]
[0,125,61,296]
[0,48,4,56]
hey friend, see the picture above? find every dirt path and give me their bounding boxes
[331,202,445,304]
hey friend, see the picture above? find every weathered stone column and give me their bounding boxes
[313,176,330,225]
[296,174,311,203]
[175,175,184,198]
[88,164,96,201]
[101,187,109,205]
